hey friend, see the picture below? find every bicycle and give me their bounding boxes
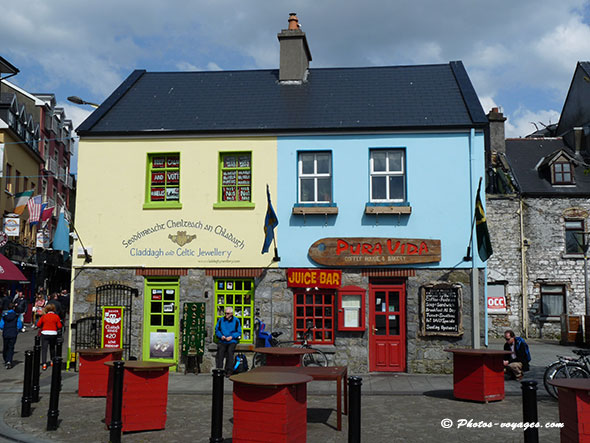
[543,348,590,399]
[252,319,328,368]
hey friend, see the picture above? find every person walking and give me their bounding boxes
[0,303,22,369]
[32,294,46,328]
[36,304,63,371]
[12,290,27,332]
[215,307,241,377]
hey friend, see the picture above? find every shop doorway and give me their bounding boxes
[369,281,406,372]
[143,278,179,367]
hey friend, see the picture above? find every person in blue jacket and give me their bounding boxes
[0,303,22,369]
[215,307,241,377]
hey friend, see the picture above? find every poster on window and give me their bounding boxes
[238,186,250,201]
[222,187,236,201]
[151,188,165,201]
[166,187,179,200]
[223,156,236,168]
[152,172,165,185]
[150,332,175,359]
[237,170,251,186]
[153,157,166,168]
[487,293,507,313]
[222,171,236,186]
[152,289,163,300]
[102,307,124,349]
[166,170,179,184]
[238,155,250,167]
[167,156,180,168]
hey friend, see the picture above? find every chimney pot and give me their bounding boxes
[288,13,299,30]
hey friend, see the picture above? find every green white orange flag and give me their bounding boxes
[13,190,34,215]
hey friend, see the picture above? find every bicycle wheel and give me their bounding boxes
[545,363,590,399]
[543,362,563,399]
[252,352,266,368]
[302,348,328,367]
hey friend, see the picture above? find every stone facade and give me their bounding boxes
[70,267,485,374]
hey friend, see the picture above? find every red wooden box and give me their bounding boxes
[550,379,590,443]
[78,348,123,397]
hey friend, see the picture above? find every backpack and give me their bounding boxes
[515,337,531,362]
[233,353,249,374]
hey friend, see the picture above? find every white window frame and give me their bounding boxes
[369,149,406,203]
[298,151,332,204]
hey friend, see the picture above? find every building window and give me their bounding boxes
[214,279,254,343]
[540,284,565,316]
[15,171,20,194]
[298,152,332,203]
[293,289,335,344]
[217,152,252,205]
[144,153,181,209]
[552,162,573,184]
[370,149,406,202]
[565,220,585,255]
[5,164,12,193]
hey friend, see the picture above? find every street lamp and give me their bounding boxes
[67,96,99,108]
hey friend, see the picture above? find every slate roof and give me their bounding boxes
[505,138,590,196]
[77,61,487,136]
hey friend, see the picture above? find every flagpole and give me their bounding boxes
[464,177,482,261]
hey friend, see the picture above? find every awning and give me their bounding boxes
[0,253,27,281]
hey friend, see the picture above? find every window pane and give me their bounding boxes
[375,315,386,335]
[301,154,314,174]
[300,178,314,202]
[372,151,386,172]
[388,151,403,172]
[542,295,563,316]
[316,154,330,174]
[389,176,405,201]
[566,231,584,253]
[562,163,571,172]
[372,176,386,200]
[317,178,331,202]
[375,292,386,312]
[388,293,399,312]
[554,164,563,172]
[389,316,400,335]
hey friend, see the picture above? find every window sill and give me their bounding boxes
[213,202,255,209]
[292,204,338,215]
[562,253,586,260]
[365,203,411,215]
[143,202,183,210]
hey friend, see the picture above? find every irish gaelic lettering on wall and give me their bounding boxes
[420,283,463,337]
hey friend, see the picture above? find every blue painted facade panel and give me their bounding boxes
[276,132,486,268]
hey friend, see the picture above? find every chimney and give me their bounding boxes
[277,13,312,83]
[573,127,583,157]
[487,107,506,156]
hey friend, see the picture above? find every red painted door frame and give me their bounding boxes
[369,281,406,372]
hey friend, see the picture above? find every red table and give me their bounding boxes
[77,348,123,397]
[104,361,173,433]
[445,349,512,403]
[253,347,316,367]
[548,379,590,442]
[230,370,313,442]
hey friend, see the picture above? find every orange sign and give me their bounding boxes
[287,269,342,288]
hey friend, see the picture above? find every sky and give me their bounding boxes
[2,0,590,143]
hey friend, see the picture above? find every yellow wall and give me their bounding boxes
[73,137,278,268]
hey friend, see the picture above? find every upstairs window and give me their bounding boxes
[215,152,254,208]
[565,219,585,255]
[298,152,332,204]
[370,149,406,203]
[144,153,181,209]
[552,162,573,184]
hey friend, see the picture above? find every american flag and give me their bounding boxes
[27,195,43,225]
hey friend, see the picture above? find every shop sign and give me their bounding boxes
[36,230,50,248]
[487,294,507,313]
[309,237,441,266]
[102,306,123,348]
[3,217,20,237]
[287,268,342,288]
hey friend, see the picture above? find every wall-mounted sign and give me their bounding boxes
[287,268,342,288]
[308,237,441,266]
[420,283,463,337]
[3,217,20,237]
[563,207,589,219]
[102,306,123,348]
[36,230,50,248]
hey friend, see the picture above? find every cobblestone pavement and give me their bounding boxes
[3,390,561,443]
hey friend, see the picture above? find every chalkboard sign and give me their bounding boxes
[420,283,463,337]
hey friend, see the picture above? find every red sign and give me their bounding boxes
[167,157,180,168]
[287,269,342,288]
[152,172,165,185]
[167,171,179,184]
[487,295,507,313]
[153,157,166,168]
[151,188,165,201]
[102,307,123,349]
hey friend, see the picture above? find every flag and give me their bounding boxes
[27,195,42,225]
[41,205,54,225]
[475,184,493,261]
[13,190,33,215]
[261,185,279,254]
[53,207,70,259]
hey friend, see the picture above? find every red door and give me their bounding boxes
[369,283,406,372]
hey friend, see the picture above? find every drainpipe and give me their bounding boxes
[519,198,528,338]
[469,128,480,349]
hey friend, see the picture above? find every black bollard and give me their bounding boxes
[109,361,125,443]
[46,357,62,431]
[32,336,41,403]
[21,350,33,417]
[210,368,224,443]
[56,329,63,359]
[521,380,539,443]
[348,376,362,443]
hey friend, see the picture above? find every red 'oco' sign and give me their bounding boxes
[102,307,123,348]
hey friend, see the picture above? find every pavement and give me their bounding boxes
[0,330,581,442]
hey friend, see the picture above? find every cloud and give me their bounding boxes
[505,108,561,138]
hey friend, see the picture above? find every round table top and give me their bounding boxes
[253,347,316,355]
[230,370,313,386]
[547,379,590,390]
[104,361,174,370]
[78,348,123,355]
[444,348,512,356]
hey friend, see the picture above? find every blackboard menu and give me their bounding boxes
[420,283,463,336]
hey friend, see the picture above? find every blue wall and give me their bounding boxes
[276,131,486,268]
